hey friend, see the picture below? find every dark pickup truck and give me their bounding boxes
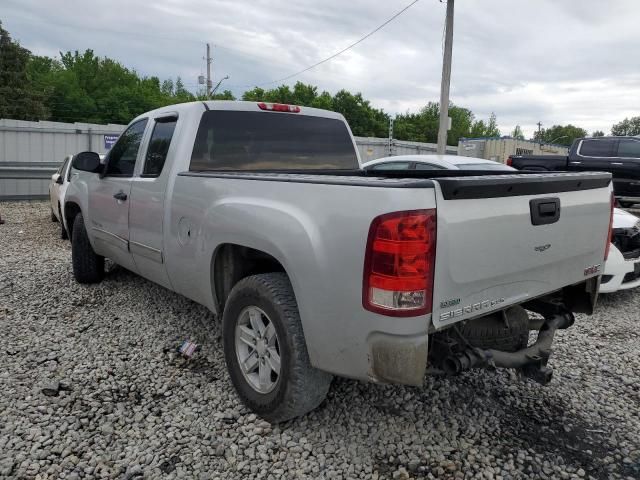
[508,136,640,207]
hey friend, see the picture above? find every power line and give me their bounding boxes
[243,0,421,88]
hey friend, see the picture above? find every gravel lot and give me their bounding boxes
[1,200,639,480]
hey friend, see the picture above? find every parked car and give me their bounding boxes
[508,136,640,207]
[49,155,73,239]
[64,101,613,422]
[362,154,516,171]
[600,208,640,293]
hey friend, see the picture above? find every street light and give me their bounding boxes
[211,75,230,97]
[547,135,568,145]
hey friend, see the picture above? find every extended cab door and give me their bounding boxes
[88,119,148,272]
[128,115,179,289]
[569,138,617,173]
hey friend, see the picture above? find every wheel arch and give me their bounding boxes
[211,243,288,313]
[64,201,82,239]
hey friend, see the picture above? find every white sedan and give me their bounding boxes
[361,154,517,171]
[49,155,73,239]
[600,208,640,293]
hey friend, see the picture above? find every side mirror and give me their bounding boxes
[72,152,102,173]
[55,175,64,185]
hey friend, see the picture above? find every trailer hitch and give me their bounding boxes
[441,312,574,385]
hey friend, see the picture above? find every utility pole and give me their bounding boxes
[437,0,455,155]
[388,118,394,156]
[206,43,213,98]
[537,121,543,141]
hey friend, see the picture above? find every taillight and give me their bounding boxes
[604,193,614,260]
[257,102,301,113]
[506,156,513,167]
[363,209,437,316]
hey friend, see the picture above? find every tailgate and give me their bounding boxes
[430,172,612,329]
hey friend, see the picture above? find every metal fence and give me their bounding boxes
[0,119,125,200]
[355,136,457,163]
[0,120,458,201]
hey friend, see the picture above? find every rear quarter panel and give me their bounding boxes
[166,175,437,381]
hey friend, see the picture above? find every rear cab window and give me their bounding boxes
[579,139,615,157]
[189,111,358,171]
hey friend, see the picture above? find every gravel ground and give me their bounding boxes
[1,200,639,480]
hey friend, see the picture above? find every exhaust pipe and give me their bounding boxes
[441,312,574,383]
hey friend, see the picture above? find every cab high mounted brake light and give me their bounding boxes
[257,102,301,113]
[363,209,437,317]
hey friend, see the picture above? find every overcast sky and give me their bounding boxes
[4,0,640,137]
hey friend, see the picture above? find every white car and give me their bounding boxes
[51,154,105,240]
[49,155,73,239]
[600,208,640,293]
[361,154,517,171]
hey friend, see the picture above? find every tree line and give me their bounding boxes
[2,21,638,146]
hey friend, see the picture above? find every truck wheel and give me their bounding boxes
[222,273,332,423]
[59,204,68,240]
[71,213,104,284]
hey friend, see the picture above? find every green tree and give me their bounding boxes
[242,87,266,101]
[611,117,640,136]
[0,21,48,120]
[511,125,525,140]
[394,102,487,146]
[533,124,587,146]
[161,79,174,96]
[174,76,194,103]
[592,130,605,137]
[485,113,500,137]
[210,89,236,100]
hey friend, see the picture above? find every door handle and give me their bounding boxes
[113,191,128,201]
[611,162,623,166]
[569,161,581,165]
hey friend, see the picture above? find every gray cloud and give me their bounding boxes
[3,0,640,137]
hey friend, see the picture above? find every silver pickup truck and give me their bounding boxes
[64,101,613,422]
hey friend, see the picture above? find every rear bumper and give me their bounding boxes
[367,332,429,385]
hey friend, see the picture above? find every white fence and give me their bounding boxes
[0,120,457,201]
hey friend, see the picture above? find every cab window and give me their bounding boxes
[617,139,640,159]
[579,139,615,157]
[142,117,177,177]
[369,162,412,170]
[105,119,148,177]
[414,163,446,170]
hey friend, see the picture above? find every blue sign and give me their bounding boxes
[104,134,119,150]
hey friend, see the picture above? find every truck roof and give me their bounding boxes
[129,100,346,125]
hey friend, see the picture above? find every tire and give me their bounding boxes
[71,213,104,284]
[619,201,634,208]
[51,208,58,222]
[458,306,529,352]
[222,273,332,423]
[59,204,68,240]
